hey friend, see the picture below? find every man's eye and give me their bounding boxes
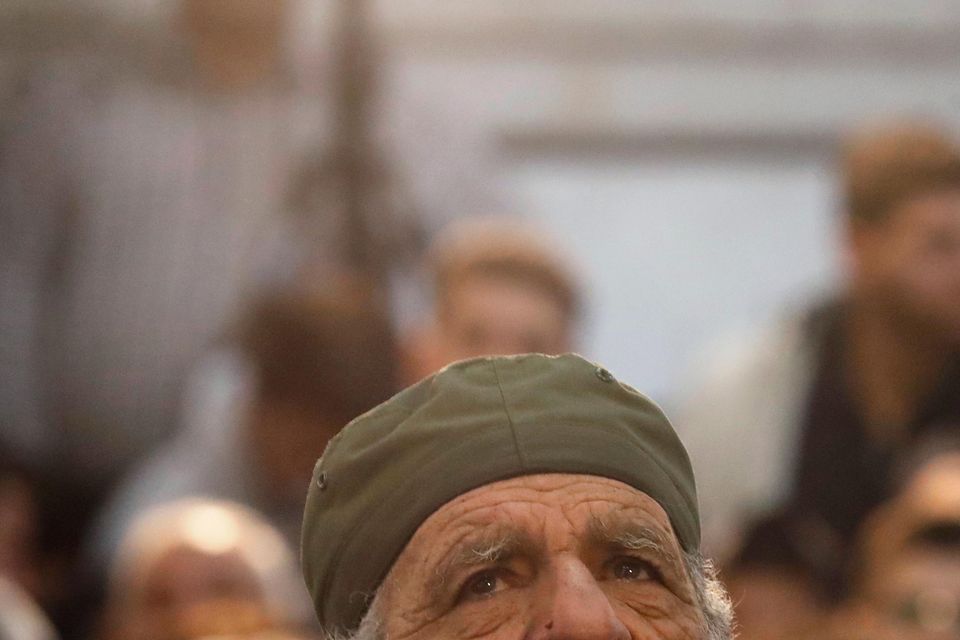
[458,570,503,602]
[610,557,657,582]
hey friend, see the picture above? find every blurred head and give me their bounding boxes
[237,279,398,504]
[180,0,289,42]
[848,439,960,639]
[720,513,830,640]
[404,218,581,382]
[104,499,308,640]
[843,122,960,344]
[177,0,290,89]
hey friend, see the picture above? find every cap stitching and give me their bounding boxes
[491,358,528,470]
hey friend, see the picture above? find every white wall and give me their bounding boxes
[373,2,960,402]
[3,1,958,401]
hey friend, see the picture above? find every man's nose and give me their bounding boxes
[527,556,631,640]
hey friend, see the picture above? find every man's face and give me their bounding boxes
[851,189,960,343]
[377,474,704,640]
[439,274,572,360]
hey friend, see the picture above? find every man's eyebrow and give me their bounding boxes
[587,513,674,557]
[425,527,534,604]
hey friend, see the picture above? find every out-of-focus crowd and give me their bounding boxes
[1,2,959,640]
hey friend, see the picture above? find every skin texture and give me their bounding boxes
[377,474,705,640]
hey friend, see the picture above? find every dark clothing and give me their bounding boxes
[787,300,960,594]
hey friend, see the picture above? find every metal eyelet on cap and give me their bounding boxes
[595,367,614,383]
[316,471,328,491]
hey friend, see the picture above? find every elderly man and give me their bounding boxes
[301,353,733,640]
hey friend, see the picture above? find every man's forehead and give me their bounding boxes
[416,473,676,542]
[387,473,688,605]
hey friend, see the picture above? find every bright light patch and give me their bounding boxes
[180,505,242,555]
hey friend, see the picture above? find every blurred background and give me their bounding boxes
[2,2,960,639]
[3,0,960,399]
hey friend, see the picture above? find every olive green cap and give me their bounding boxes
[300,353,699,634]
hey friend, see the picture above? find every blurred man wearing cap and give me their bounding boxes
[301,353,733,640]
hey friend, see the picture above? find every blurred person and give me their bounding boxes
[678,121,960,583]
[0,0,499,507]
[401,217,583,383]
[825,435,960,640]
[100,498,312,640]
[88,278,398,568]
[720,512,831,640]
[0,0,307,494]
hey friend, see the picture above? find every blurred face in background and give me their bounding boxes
[139,546,262,616]
[865,541,960,639]
[403,273,573,383]
[850,188,960,344]
[848,452,960,640]
[106,545,271,640]
[439,273,572,359]
[181,0,289,40]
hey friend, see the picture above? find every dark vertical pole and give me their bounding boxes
[330,0,382,282]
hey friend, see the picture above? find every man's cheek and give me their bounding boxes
[612,590,705,640]
[413,596,524,640]
[626,615,705,640]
